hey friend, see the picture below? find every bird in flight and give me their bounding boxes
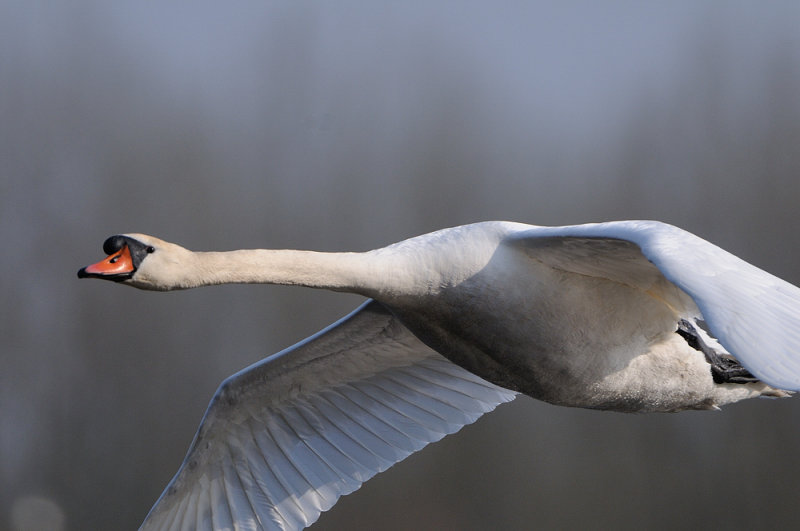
[79,220,800,530]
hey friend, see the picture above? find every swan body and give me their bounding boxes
[78,220,800,530]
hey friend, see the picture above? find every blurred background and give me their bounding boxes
[2,1,800,529]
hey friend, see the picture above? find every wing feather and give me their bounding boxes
[510,220,800,390]
[140,300,516,530]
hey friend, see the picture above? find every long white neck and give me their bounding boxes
[184,249,377,293]
[128,223,505,296]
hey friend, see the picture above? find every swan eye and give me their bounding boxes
[146,246,155,254]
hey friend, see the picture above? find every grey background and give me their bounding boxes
[2,2,800,530]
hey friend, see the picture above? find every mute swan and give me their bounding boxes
[78,220,800,530]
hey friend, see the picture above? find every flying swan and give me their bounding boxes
[78,220,800,530]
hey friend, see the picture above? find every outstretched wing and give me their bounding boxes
[140,300,516,531]
[509,220,800,390]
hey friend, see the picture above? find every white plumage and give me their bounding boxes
[142,302,515,530]
[77,220,800,530]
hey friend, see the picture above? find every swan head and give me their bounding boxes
[77,234,194,291]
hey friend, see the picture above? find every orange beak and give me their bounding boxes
[78,245,135,280]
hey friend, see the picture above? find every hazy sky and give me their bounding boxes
[8,2,800,152]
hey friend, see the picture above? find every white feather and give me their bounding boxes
[510,220,800,389]
[140,301,516,531]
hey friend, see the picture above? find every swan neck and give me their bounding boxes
[189,249,373,292]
